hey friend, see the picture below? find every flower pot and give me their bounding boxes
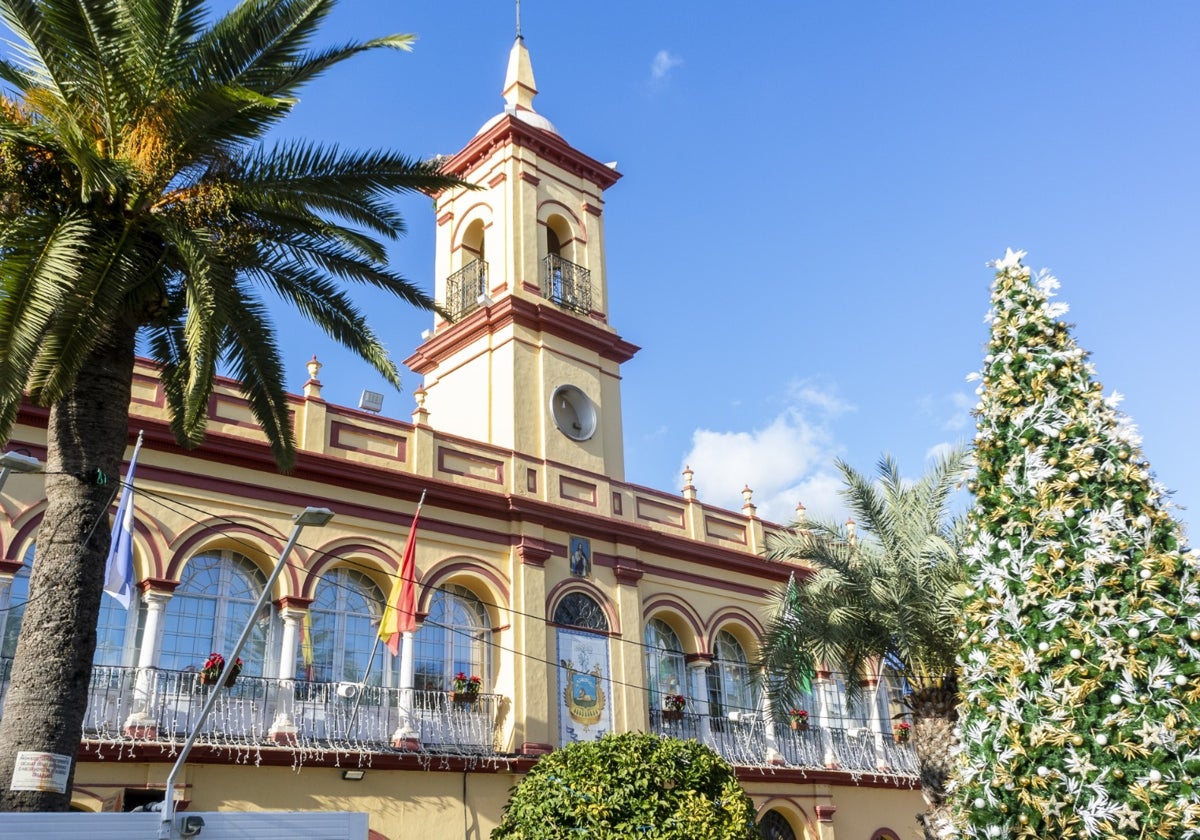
[662,710,684,722]
[790,720,808,731]
[894,732,910,744]
[451,691,479,704]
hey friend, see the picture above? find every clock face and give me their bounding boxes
[551,385,597,441]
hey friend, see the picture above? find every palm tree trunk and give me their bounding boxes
[0,326,136,811]
[908,682,959,840]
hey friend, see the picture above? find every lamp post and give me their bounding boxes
[0,451,41,494]
[158,506,334,839]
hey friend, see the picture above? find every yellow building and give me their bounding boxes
[0,37,922,840]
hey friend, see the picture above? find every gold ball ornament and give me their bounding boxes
[1190,630,1200,642]
[1018,815,1029,826]
[1113,769,1125,780]
[1071,735,1084,747]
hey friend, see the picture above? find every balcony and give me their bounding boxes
[0,660,504,760]
[0,660,917,782]
[445,259,489,320]
[541,254,591,314]
[649,708,919,782]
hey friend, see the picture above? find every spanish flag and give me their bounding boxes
[380,494,424,655]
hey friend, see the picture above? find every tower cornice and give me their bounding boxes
[403,294,639,375]
[440,115,621,192]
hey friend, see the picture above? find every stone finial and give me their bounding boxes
[681,465,696,500]
[741,485,757,518]
[303,355,323,399]
[795,501,807,526]
[846,517,856,543]
[412,387,429,424]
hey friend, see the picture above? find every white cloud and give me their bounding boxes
[650,50,683,82]
[680,385,853,524]
[925,441,956,463]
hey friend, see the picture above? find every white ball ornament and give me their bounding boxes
[1070,649,1082,660]
[1111,693,1123,706]
[1038,642,1049,652]
[975,798,986,809]
[1176,675,1188,686]
[1054,558,1066,570]
[1096,734,1108,746]
[1149,769,1162,783]
[1037,766,1050,777]
[1140,569,1152,580]
[1129,628,1140,639]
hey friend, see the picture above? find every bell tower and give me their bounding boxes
[404,37,638,480]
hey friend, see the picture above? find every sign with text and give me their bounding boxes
[10,751,71,793]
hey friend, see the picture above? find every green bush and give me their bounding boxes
[491,733,759,839]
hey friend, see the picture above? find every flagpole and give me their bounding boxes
[344,638,381,737]
[379,490,426,747]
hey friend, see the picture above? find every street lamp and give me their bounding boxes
[159,506,334,839]
[0,451,41,493]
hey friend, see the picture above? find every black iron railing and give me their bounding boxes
[541,254,591,314]
[445,259,489,320]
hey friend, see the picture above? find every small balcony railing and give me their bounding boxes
[649,707,918,781]
[541,254,591,314]
[445,259,489,320]
[0,660,504,759]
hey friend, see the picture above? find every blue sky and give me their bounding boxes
[242,1,1196,530]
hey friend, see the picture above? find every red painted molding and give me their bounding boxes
[516,537,553,567]
[612,559,644,586]
[518,172,540,186]
[403,294,639,375]
[487,172,507,187]
[815,804,838,823]
[440,115,621,192]
[582,202,603,217]
[685,653,714,666]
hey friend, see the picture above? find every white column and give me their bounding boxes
[686,657,712,745]
[124,589,171,736]
[863,678,888,768]
[269,607,304,739]
[815,672,837,768]
[392,627,420,747]
[761,673,782,765]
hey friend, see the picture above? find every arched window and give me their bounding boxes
[413,584,491,693]
[706,630,757,718]
[301,567,392,686]
[160,551,272,677]
[2,544,135,667]
[759,810,797,840]
[0,543,35,660]
[553,592,608,632]
[644,618,685,706]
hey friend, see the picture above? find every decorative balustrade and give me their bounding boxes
[0,661,503,759]
[541,254,591,314]
[649,707,919,782]
[0,661,915,780]
[445,259,489,320]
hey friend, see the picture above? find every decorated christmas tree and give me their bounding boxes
[955,249,1200,838]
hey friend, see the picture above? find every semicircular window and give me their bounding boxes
[759,810,797,840]
[553,592,608,632]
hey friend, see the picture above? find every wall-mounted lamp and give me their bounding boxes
[341,769,366,781]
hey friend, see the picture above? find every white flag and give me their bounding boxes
[103,431,143,609]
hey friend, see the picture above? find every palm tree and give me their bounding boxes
[758,450,968,840]
[0,0,462,810]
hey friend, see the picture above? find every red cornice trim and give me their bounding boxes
[736,766,918,790]
[76,741,538,774]
[441,115,621,191]
[403,294,639,374]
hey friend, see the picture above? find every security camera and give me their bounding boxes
[179,814,205,837]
